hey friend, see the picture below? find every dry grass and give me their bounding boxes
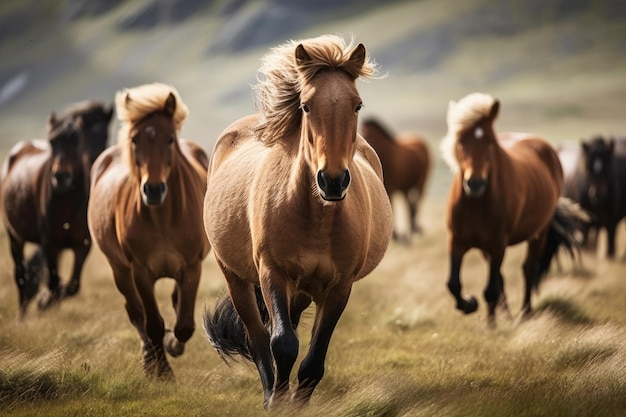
[1,196,626,416]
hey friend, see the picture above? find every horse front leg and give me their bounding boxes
[8,234,34,318]
[164,262,202,358]
[37,244,62,310]
[522,233,547,318]
[483,248,507,327]
[258,263,299,409]
[64,238,91,297]
[132,265,171,380]
[446,241,477,314]
[219,259,274,409]
[293,282,351,407]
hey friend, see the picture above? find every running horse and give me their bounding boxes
[203,35,393,409]
[360,117,430,240]
[441,92,584,325]
[87,83,210,379]
[0,113,95,317]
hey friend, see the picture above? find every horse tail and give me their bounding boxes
[203,284,269,363]
[536,197,589,288]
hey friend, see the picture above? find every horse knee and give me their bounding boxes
[271,328,299,371]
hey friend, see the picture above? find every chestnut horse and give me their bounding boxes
[441,92,584,325]
[1,114,94,317]
[360,117,430,240]
[203,35,393,409]
[87,83,210,379]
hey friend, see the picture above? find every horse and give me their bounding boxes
[24,100,114,295]
[359,117,430,240]
[0,113,92,317]
[202,35,393,410]
[441,92,585,325]
[87,83,210,379]
[560,135,626,258]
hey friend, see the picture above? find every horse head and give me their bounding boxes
[126,92,178,207]
[582,135,615,208]
[295,42,366,201]
[446,94,500,198]
[47,112,84,193]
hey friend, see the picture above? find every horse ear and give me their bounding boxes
[48,112,57,127]
[348,43,366,69]
[608,137,615,153]
[164,92,176,117]
[73,115,83,129]
[295,44,312,68]
[581,141,590,154]
[489,99,500,121]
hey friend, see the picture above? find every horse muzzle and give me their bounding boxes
[51,171,73,193]
[317,169,350,201]
[463,177,488,197]
[141,181,167,206]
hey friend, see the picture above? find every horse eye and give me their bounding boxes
[131,135,138,145]
[168,136,175,145]
[301,104,310,113]
[355,103,363,113]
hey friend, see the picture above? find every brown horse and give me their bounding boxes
[203,35,393,409]
[87,83,210,379]
[441,92,584,325]
[360,117,430,240]
[23,100,114,297]
[0,114,91,317]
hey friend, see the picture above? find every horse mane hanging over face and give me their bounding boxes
[253,34,378,145]
[441,92,498,173]
[115,83,188,145]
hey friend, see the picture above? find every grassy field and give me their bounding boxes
[1,0,626,416]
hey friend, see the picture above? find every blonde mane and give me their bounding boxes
[441,92,496,172]
[253,34,378,145]
[115,83,188,176]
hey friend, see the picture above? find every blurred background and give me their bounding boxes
[1,0,625,197]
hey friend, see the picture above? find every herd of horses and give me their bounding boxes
[0,34,623,410]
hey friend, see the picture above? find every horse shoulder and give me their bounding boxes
[209,114,260,177]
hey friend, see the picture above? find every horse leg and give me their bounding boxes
[63,239,91,297]
[606,221,617,259]
[110,262,150,352]
[132,265,171,380]
[521,233,547,318]
[164,262,202,358]
[407,187,422,234]
[446,243,477,314]
[258,263,299,408]
[482,249,507,327]
[293,283,351,406]
[37,244,62,310]
[219,260,274,409]
[8,235,33,318]
[290,292,312,330]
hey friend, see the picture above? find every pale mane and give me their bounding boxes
[115,82,188,145]
[253,34,378,145]
[440,92,496,172]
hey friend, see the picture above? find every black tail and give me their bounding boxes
[537,197,590,289]
[203,285,268,363]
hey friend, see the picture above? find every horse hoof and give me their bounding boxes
[36,290,58,311]
[163,330,185,357]
[63,282,80,298]
[463,296,478,314]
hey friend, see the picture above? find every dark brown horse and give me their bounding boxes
[1,114,92,317]
[560,135,626,258]
[441,92,584,325]
[88,83,210,379]
[203,35,393,409]
[24,101,114,296]
[360,117,430,240]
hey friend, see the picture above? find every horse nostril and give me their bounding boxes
[142,182,167,205]
[316,169,350,201]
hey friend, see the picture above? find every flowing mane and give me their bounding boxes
[253,34,378,145]
[441,92,496,173]
[115,83,188,174]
